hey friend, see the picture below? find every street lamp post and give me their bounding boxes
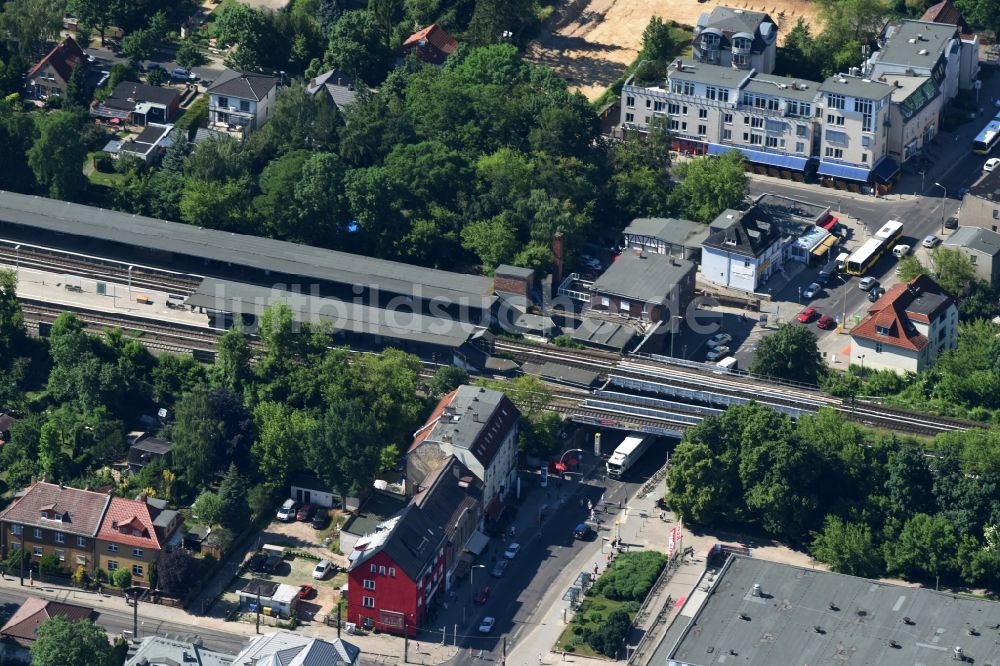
[668,315,683,359]
[859,354,866,376]
[934,182,947,234]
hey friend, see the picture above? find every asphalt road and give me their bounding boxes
[441,437,671,666]
[86,46,223,85]
[0,584,249,654]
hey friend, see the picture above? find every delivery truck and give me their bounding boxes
[606,434,654,479]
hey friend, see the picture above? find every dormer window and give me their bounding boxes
[876,325,890,336]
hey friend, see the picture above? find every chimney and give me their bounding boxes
[552,231,565,286]
[751,583,762,597]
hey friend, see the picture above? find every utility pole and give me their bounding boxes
[255,589,261,634]
[336,602,341,638]
[404,617,409,663]
[18,528,24,586]
[125,586,148,640]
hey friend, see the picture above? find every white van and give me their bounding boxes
[892,244,911,258]
[276,498,297,521]
[834,252,849,271]
[714,356,738,373]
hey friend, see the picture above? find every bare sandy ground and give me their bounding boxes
[527,0,825,100]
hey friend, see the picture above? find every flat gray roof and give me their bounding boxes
[571,318,636,351]
[945,225,1000,256]
[592,252,694,303]
[187,277,478,347]
[820,74,893,100]
[0,191,495,306]
[669,59,753,89]
[744,74,822,103]
[665,555,1000,666]
[623,218,710,248]
[875,20,957,69]
[522,362,599,388]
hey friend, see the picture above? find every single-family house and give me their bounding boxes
[0,482,111,575]
[26,37,86,101]
[692,7,778,74]
[0,597,96,662]
[305,69,358,112]
[127,434,172,472]
[125,636,236,666]
[92,81,181,125]
[850,274,958,374]
[109,124,175,165]
[237,579,299,618]
[622,218,710,262]
[232,632,360,666]
[95,495,182,587]
[589,250,696,324]
[399,24,457,65]
[942,226,1000,287]
[407,385,520,523]
[346,505,446,635]
[207,69,278,138]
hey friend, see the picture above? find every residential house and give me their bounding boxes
[0,597,96,662]
[106,124,176,165]
[850,274,958,374]
[816,73,897,188]
[206,69,278,138]
[290,473,337,509]
[399,24,457,65]
[305,69,358,112]
[92,81,181,125]
[867,20,971,101]
[0,482,111,575]
[958,167,1000,232]
[622,217,711,262]
[26,37,85,101]
[96,495,182,587]
[339,489,407,557]
[589,251,696,324]
[621,59,822,177]
[701,208,784,292]
[921,0,980,89]
[346,504,446,635]
[410,456,485,587]
[942,226,1000,287]
[232,632,360,666]
[125,636,236,666]
[407,385,520,523]
[692,7,778,74]
[127,434,172,473]
[237,579,299,618]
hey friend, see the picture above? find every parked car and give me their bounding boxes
[574,523,593,539]
[802,282,822,299]
[816,315,836,330]
[705,346,730,362]
[944,216,959,230]
[276,499,297,521]
[580,254,602,270]
[706,333,731,349]
[311,511,330,529]
[868,287,886,303]
[892,244,911,258]
[298,584,315,600]
[296,504,315,521]
[922,234,941,248]
[858,277,878,291]
[247,552,267,572]
[503,543,521,559]
[479,616,495,633]
[796,307,818,323]
[262,554,282,572]
[313,559,333,580]
[171,66,197,81]
[473,586,491,605]
[491,560,508,578]
[985,157,1000,172]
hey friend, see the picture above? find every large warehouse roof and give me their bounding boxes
[662,555,1000,666]
[0,191,495,305]
[187,278,479,347]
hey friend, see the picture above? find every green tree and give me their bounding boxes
[306,399,382,498]
[252,401,314,489]
[217,463,250,532]
[670,150,748,223]
[0,98,38,192]
[151,353,205,406]
[883,442,935,521]
[110,567,132,588]
[884,513,959,581]
[639,16,674,61]
[811,515,882,577]
[28,111,88,200]
[428,365,469,398]
[323,10,392,85]
[156,549,200,597]
[30,616,115,666]
[192,490,225,525]
[466,0,533,46]
[179,177,253,231]
[750,323,825,385]
[64,63,91,109]
[0,269,25,361]
[611,117,673,218]
[145,67,166,86]
[212,324,253,395]
[122,27,155,63]
[69,0,123,45]
[958,0,1000,41]
[175,41,205,69]
[215,1,268,70]
[930,247,976,296]
[0,0,65,59]
[169,387,225,491]
[895,254,927,282]
[587,609,631,658]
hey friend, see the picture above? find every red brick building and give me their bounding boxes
[346,505,446,636]
[399,24,457,65]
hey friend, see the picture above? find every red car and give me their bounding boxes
[473,586,491,605]
[796,307,818,323]
[298,584,315,599]
[816,315,836,330]
[296,504,315,521]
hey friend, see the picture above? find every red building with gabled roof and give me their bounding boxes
[95,495,182,586]
[26,37,86,101]
[399,24,458,65]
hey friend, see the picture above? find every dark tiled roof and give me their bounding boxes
[306,70,358,110]
[696,7,775,53]
[920,0,974,37]
[105,81,180,111]
[411,386,520,470]
[592,251,694,303]
[0,482,110,536]
[27,37,85,84]
[207,69,277,101]
[241,579,280,598]
[0,597,94,648]
[400,24,458,64]
[851,275,953,351]
[702,208,782,258]
[411,456,483,544]
[349,504,444,582]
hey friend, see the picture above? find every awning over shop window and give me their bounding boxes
[465,530,489,556]
[817,161,871,182]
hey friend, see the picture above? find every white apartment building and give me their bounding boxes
[867,20,969,101]
[692,7,778,74]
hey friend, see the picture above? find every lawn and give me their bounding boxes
[555,596,636,658]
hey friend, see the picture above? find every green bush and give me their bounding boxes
[176,94,208,131]
[110,568,132,588]
[93,154,114,173]
[588,611,603,623]
[590,551,667,601]
[38,553,62,575]
[587,609,631,657]
[571,625,585,635]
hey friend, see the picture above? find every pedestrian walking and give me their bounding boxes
[538,653,543,664]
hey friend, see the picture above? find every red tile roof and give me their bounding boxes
[27,37,85,84]
[0,597,94,648]
[401,24,458,65]
[920,0,974,38]
[409,388,458,452]
[96,496,162,550]
[850,275,953,352]
[0,482,111,536]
